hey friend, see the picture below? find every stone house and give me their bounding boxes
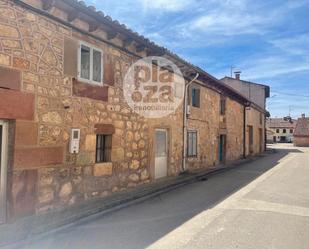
[0,0,251,226]
[267,118,297,143]
[221,75,270,155]
[294,114,309,147]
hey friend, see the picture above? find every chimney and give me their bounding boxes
[234,71,241,80]
[301,113,306,118]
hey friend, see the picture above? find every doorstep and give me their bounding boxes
[0,150,276,247]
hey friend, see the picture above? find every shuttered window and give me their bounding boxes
[187,131,197,157]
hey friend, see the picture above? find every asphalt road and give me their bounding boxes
[5,144,309,249]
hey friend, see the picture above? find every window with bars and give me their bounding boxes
[78,42,103,85]
[96,134,112,163]
[187,131,197,157]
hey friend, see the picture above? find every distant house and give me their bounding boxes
[267,118,297,143]
[294,114,309,147]
[221,75,270,155]
[266,128,276,144]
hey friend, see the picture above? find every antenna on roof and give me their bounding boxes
[230,66,235,77]
[230,66,241,80]
[289,105,293,117]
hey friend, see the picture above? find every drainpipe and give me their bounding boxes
[181,73,199,173]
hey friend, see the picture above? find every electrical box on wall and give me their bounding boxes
[70,129,80,154]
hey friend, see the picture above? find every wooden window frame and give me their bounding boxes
[95,134,112,163]
[78,41,103,86]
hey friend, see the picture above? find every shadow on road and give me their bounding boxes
[9,147,302,249]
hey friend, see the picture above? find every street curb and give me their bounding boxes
[0,151,276,247]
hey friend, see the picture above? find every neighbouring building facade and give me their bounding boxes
[0,0,256,227]
[294,114,309,147]
[221,75,270,156]
[267,118,297,143]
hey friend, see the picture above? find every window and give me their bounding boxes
[78,42,103,84]
[248,126,254,146]
[283,129,286,134]
[191,88,200,108]
[220,96,226,115]
[276,129,280,133]
[96,134,112,163]
[260,113,263,125]
[187,131,197,157]
[290,129,293,134]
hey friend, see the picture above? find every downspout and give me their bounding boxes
[181,73,199,173]
[243,104,247,159]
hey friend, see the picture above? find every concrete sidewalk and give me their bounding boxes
[0,151,275,247]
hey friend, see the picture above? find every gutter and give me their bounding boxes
[182,73,199,173]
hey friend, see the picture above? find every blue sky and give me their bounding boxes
[86,0,309,118]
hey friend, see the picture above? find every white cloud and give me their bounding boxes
[178,0,309,38]
[191,13,265,35]
[270,35,309,56]
[238,55,309,80]
[138,0,196,12]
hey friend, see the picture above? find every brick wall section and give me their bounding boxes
[294,137,309,147]
[0,88,35,120]
[0,66,21,90]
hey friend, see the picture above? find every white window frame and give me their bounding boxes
[77,41,103,86]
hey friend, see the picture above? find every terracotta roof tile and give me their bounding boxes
[267,118,297,129]
[294,118,309,137]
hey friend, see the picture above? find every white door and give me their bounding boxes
[0,120,8,224]
[155,129,168,179]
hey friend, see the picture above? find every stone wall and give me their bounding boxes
[186,84,244,169]
[0,0,153,218]
[187,85,220,169]
[246,107,265,155]
[226,98,245,161]
[0,0,248,221]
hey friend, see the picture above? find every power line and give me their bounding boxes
[271,91,309,98]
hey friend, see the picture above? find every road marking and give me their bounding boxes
[222,198,309,218]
